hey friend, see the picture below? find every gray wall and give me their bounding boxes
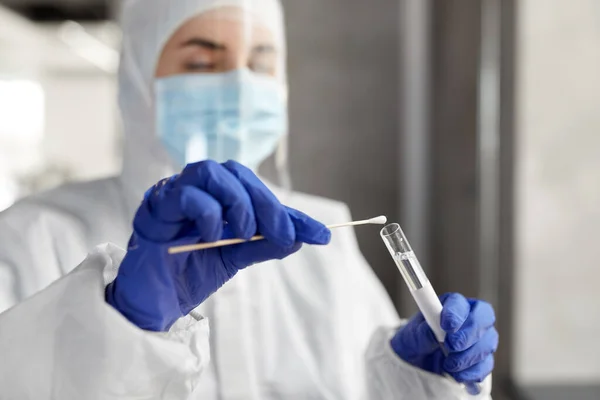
[281,0,402,298]
[515,0,600,384]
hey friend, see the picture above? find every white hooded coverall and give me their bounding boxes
[0,0,492,398]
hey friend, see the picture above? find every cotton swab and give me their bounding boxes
[168,215,387,254]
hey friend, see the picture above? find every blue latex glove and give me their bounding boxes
[391,293,498,384]
[106,160,331,332]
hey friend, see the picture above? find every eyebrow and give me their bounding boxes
[181,37,227,51]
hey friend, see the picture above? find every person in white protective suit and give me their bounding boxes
[0,0,498,399]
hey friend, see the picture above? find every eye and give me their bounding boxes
[184,62,216,72]
[183,50,221,72]
[249,62,275,75]
[249,53,277,76]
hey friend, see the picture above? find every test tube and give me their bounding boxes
[380,223,446,344]
[380,223,482,395]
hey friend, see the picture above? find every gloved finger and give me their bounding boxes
[446,299,496,352]
[391,314,440,359]
[440,293,471,333]
[221,240,303,269]
[285,207,331,245]
[223,160,296,248]
[182,188,224,242]
[448,353,494,384]
[146,175,179,222]
[175,160,257,240]
[133,178,179,241]
[154,186,224,242]
[443,327,499,373]
[134,199,182,243]
[139,184,223,242]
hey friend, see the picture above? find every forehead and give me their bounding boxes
[167,6,276,46]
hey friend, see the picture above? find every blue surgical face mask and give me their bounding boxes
[154,68,288,170]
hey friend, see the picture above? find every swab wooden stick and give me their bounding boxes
[168,215,387,254]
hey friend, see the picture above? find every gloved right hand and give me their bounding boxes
[105,160,331,332]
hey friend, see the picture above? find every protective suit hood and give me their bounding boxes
[117,0,286,207]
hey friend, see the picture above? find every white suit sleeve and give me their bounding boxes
[0,243,210,400]
[365,327,492,400]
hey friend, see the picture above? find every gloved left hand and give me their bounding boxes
[391,293,498,384]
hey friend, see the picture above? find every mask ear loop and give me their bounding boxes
[238,9,253,166]
[275,135,293,202]
[216,18,227,164]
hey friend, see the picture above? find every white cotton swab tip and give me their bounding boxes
[368,215,388,225]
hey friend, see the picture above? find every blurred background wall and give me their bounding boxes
[0,6,119,201]
[515,0,600,388]
[1,0,600,399]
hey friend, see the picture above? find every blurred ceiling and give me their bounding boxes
[0,1,119,75]
[0,0,117,21]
